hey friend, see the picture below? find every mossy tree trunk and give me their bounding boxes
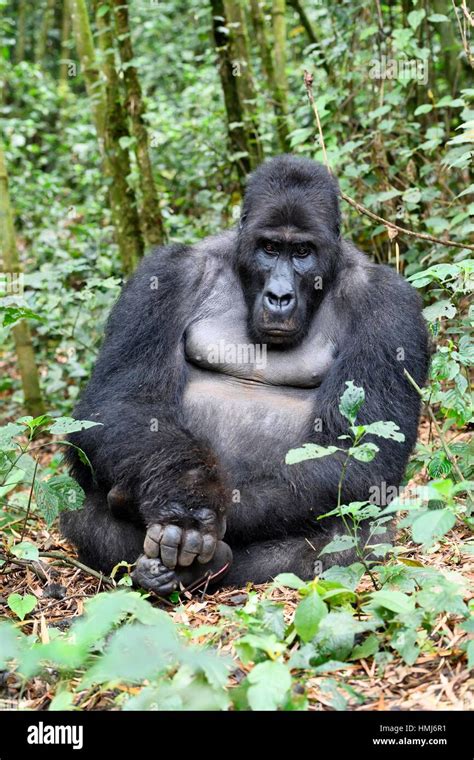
[0,144,45,417]
[15,0,27,63]
[223,0,263,168]
[249,0,290,152]
[287,0,330,77]
[59,0,72,87]
[35,0,56,64]
[210,0,252,190]
[70,0,143,274]
[113,0,164,247]
[272,0,290,151]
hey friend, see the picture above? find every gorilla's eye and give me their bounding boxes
[295,244,311,258]
[263,241,277,254]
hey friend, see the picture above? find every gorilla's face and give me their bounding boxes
[236,156,342,348]
[241,233,322,347]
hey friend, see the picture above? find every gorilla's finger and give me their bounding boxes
[194,507,217,530]
[143,523,163,558]
[160,525,182,568]
[197,533,217,564]
[178,530,202,566]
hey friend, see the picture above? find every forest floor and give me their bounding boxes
[1,516,473,711]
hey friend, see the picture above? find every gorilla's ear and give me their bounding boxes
[239,213,247,230]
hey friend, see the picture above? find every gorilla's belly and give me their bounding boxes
[182,365,315,469]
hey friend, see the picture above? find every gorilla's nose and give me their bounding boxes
[263,288,295,317]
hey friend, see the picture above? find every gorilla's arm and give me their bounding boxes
[228,266,430,542]
[66,245,229,527]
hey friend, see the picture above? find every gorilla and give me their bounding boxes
[61,155,429,595]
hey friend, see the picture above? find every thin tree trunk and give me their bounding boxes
[59,0,72,86]
[287,0,330,77]
[69,0,143,274]
[15,0,27,63]
[272,0,289,128]
[210,0,252,189]
[113,0,164,247]
[35,0,56,64]
[223,0,263,168]
[249,0,290,152]
[0,144,45,417]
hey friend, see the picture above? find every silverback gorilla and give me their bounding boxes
[61,156,429,595]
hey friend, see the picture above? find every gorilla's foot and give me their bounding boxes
[131,540,233,596]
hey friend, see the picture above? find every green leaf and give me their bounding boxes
[0,622,24,667]
[8,593,37,621]
[466,640,474,670]
[407,9,425,31]
[428,13,449,22]
[362,420,405,442]
[294,590,328,642]
[423,300,456,322]
[246,661,292,711]
[339,381,365,423]
[414,104,433,115]
[48,417,102,435]
[285,443,339,465]
[350,633,379,660]
[96,3,110,17]
[369,590,414,615]
[11,541,39,561]
[1,306,45,327]
[411,508,456,547]
[273,573,306,590]
[319,534,356,556]
[349,442,379,462]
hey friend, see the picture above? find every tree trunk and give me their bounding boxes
[0,144,45,417]
[223,0,263,168]
[287,0,330,77]
[210,0,252,189]
[35,0,56,64]
[272,0,289,131]
[70,0,143,274]
[249,0,290,152]
[15,0,27,63]
[113,0,164,247]
[59,0,72,87]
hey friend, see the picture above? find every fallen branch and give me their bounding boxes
[303,70,474,252]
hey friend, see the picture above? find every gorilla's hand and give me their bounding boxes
[143,504,226,569]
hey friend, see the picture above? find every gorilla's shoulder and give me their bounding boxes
[129,231,237,283]
[336,240,423,312]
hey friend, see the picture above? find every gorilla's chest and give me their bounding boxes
[182,276,337,469]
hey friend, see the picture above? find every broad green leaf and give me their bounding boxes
[349,442,379,462]
[339,381,365,423]
[285,443,338,464]
[423,300,456,321]
[8,593,37,621]
[273,573,306,590]
[11,541,39,561]
[411,508,456,546]
[362,420,405,442]
[349,633,379,660]
[246,661,292,711]
[48,417,103,435]
[294,590,328,642]
[369,590,414,615]
[319,534,356,556]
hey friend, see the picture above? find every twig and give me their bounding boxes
[303,70,474,252]
[38,551,115,588]
[403,368,468,489]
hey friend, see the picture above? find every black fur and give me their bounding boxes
[61,156,429,591]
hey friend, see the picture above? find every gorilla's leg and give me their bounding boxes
[60,493,145,574]
[222,533,364,587]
